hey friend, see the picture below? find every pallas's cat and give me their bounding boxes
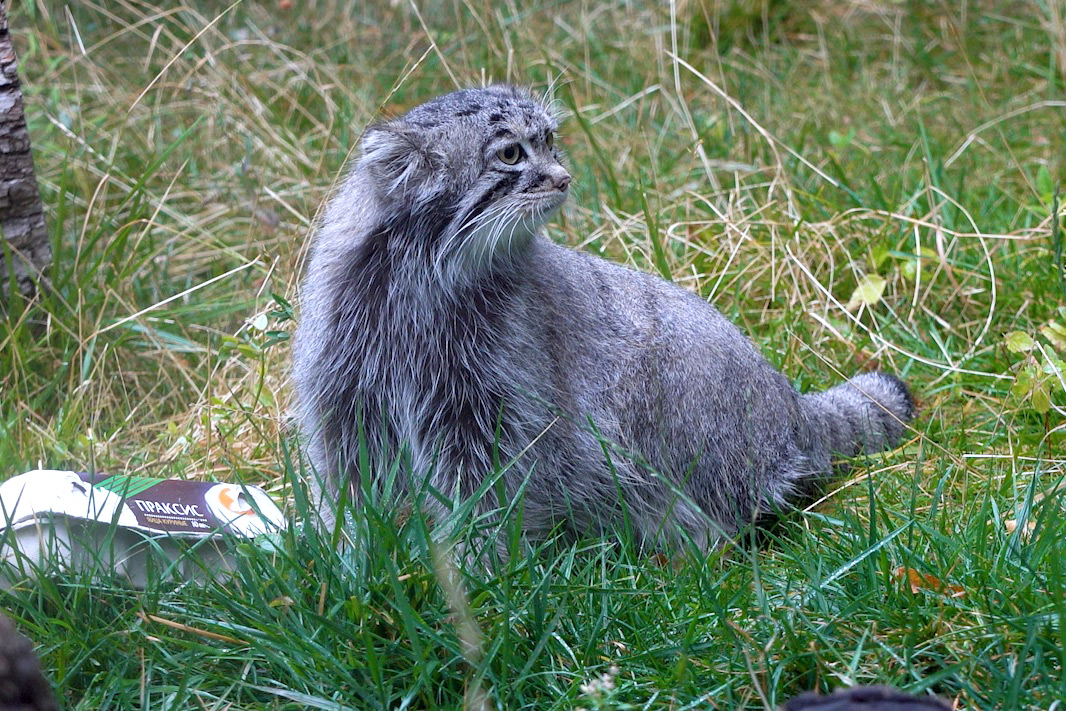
[293,85,914,548]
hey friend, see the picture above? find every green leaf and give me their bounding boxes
[829,128,855,147]
[1006,331,1035,353]
[1011,367,1034,398]
[270,292,296,322]
[263,330,291,348]
[1037,164,1054,201]
[1042,355,1065,378]
[847,274,886,309]
[900,247,938,281]
[1031,382,1051,415]
[871,244,890,270]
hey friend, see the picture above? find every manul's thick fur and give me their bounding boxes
[293,85,914,548]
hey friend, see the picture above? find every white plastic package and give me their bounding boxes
[0,469,286,588]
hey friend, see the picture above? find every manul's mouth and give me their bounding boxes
[521,189,568,218]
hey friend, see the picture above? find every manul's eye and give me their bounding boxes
[545,131,555,149]
[496,144,524,165]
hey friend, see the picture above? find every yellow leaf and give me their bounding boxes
[1041,321,1066,350]
[893,566,965,597]
[847,274,887,309]
[1004,519,1036,540]
[1005,331,1035,353]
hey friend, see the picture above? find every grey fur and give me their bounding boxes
[293,85,915,548]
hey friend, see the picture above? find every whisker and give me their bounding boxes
[434,202,511,274]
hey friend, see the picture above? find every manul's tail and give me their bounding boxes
[801,372,915,458]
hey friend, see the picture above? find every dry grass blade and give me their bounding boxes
[137,611,247,646]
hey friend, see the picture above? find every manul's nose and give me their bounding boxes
[538,164,572,193]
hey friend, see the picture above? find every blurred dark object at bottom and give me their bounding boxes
[0,614,58,711]
[783,685,953,710]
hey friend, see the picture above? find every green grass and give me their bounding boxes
[1,0,1065,708]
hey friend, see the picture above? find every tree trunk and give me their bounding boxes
[0,1,49,297]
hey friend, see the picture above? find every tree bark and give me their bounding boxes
[0,1,49,297]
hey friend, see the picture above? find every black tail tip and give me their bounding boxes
[876,373,916,422]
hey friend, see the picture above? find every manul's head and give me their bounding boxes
[358,85,570,278]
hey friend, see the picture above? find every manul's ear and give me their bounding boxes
[359,121,442,201]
